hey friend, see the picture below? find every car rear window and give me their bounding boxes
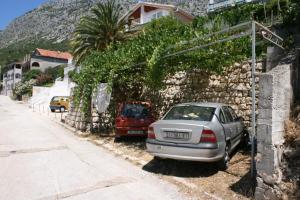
[163,105,216,121]
[121,104,150,119]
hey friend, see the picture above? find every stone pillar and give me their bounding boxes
[255,64,292,199]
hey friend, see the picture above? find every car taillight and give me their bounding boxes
[148,126,156,139]
[200,129,217,143]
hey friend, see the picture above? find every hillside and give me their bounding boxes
[0,0,209,48]
[0,0,209,67]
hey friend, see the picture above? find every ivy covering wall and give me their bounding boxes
[72,0,299,115]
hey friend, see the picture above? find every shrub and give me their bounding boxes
[13,79,37,97]
[44,65,64,80]
[22,69,42,83]
[36,74,53,86]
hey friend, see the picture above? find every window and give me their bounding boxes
[157,11,163,18]
[121,104,150,119]
[219,110,226,124]
[15,73,21,79]
[32,62,40,67]
[15,64,21,69]
[222,106,234,123]
[152,11,163,20]
[227,106,238,120]
[164,105,216,121]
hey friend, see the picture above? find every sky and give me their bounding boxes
[0,0,47,30]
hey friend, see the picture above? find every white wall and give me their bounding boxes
[141,8,170,24]
[30,57,68,72]
[30,79,75,108]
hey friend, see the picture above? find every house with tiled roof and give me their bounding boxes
[22,48,73,74]
[121,2,194,31]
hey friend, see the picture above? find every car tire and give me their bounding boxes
[154,156,162,161]
[218,145,230,171]
[114,136,122,143]
[51,109,55,113]
[60,107,66,112]
[240,130,250,150]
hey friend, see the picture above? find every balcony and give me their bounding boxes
[207,0,252,12]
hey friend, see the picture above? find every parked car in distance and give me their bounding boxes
[146,102,248,170]
[115,102,156,141]
[49,96,70,112]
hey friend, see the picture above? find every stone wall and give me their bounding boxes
[150,60,262,130]
[65,60,263,133]
[255,63,293,200]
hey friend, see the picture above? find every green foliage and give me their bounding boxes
[73,16,251,114]
[44,65,65,80]
[36,74,53,86]
[22,69,42,83]
[13,79,37,97]
[72,1,300,115]
[71,0,127,64]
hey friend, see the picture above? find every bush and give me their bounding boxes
[13,79,37,97]
[44,65,64,80]
[22,69,42,83]
[36,74,53,86]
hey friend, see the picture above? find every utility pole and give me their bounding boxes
[251,20,256,178]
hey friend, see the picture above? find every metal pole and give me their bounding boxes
[251,20,256,178]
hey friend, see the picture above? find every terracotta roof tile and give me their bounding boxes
[36,48,73,60]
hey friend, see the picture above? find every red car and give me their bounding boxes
[115,102,155,141]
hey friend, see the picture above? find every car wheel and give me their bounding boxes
[51,109,55,113]
[154,156,162,161]
[114,136,122,143]
[218,145,230,171]
[60,107,65,112]
[240,130,250,150]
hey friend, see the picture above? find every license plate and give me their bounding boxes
[165,131,189,140]
[128,130,145,134]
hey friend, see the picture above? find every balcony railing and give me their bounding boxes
[207,0,252,12]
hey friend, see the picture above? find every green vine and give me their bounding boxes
[72,0,298,115]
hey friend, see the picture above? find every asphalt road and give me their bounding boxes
[0,96,187,200]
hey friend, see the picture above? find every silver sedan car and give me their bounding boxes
[146,102,247,170]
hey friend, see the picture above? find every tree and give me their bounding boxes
[71,0,127,64]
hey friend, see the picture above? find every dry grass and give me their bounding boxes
[284,120,299,145]
[88,134,254,200]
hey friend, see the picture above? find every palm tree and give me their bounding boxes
[72,0,126,64]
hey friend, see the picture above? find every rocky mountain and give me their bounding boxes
[0,0,209,49]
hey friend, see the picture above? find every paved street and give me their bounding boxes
[0,96,186,200]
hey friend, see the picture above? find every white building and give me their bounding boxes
[22,48,73,74]
[2,63,22,96]
[121,2,194,30]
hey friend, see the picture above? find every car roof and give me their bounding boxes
[173,102,228,108]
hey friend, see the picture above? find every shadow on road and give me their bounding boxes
[230,170,256,198]
[142,158,219,178]
[115,137,147,149]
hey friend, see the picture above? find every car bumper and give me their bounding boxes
[146,139,223,162]
[49,106,60,110]
[115,127,148,137]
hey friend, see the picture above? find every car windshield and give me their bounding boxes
[121,104,150,119]
[163,105,216,121]
[51,97,68,101]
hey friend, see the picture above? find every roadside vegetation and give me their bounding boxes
[72,0,299,115]
[13,65,65,98]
